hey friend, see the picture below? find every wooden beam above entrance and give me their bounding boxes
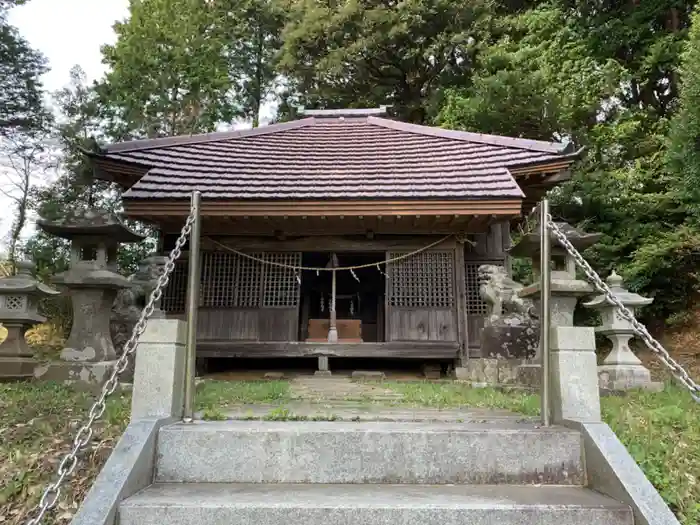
[196,341,460,359]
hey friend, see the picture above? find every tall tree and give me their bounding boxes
[437,5,620,142]
[213,0,284,127]
[0,0,49,137]
[26,66,155,278]
[99,0,239,139]
[279,0,493,123]
[553,0,693,118]
[0,128,57,270]
[667,3,700,222]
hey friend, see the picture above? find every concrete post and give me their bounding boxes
[131,319,187,421]
[549,326,601,422]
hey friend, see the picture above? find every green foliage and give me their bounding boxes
[437,5,620,141]
[279,0,493,123]
[99,0,239,139]
[0,0,49,137]
[668,4,700,223]
[211,0,285,127]
[25,67,156,279]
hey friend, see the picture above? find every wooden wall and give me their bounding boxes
[161,227,513,355]
[169,308,297,341]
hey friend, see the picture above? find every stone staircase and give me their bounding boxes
[116,419,634,525]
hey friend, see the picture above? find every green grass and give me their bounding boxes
[195,379,290,412]
[601,386,700,524]
[0,382,131,525]
[382,381,542,415]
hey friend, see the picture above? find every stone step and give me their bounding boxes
[119,483,634,525]
[155,420,584,485]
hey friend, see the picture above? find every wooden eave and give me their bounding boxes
[123,198,522,219]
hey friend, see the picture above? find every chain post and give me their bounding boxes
[182,191,202,423]
[539,199,552,426]
[546,218,700,403]
[24,204,197,525]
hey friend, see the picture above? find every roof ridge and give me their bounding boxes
[104,118,316,153]
[367,117,571,154]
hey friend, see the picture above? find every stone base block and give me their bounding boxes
[314,370,332,377]
[598,365,664,392]
[0,356,37,381]
[452,359,521,386]
[34,360,117,387]
[351,370,385,381]
[481,323,538,360]
[422,364,442,380]
[516,363,542,388]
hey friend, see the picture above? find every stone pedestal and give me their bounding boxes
[34,359,118,387]
[1,324,38,379]
[480,323,539,360]
[582,272,662,392]
[315,356,331,376]
[0,261,60,381]
[549,326,601,422]
[453,358,520,386]
[131,319,186,421]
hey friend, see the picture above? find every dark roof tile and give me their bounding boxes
[99,116,576,201]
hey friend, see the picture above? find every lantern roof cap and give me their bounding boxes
[37,208,145,243]
[582,270,653,308]
[0,261,59,296]
[508,221,602,257]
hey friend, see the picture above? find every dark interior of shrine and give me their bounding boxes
[298,252,386,342]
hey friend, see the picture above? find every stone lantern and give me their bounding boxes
[509,222,601,328]
[507,220,602,422]
[0,261,59,380]
[583,271,662,391]
[34,209,145,386]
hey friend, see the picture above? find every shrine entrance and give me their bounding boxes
[298,252,386,343]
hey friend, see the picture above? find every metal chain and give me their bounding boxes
[25,208,196,525]
[546,215,700,403]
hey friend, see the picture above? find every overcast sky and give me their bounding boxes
[1,0,129,250]
[2,0,275,253]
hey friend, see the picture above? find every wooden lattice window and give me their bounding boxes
[161,250,301,312]
[233,253,263,308]
[162,260,188,312]
[262,252,302,307]
[388,250,454,308]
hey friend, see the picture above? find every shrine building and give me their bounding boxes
[88,106,579,369]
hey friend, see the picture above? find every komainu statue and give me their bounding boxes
[477,264,539,360]
[478,265,535,324]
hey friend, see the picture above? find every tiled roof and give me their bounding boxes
[100,116,576,201]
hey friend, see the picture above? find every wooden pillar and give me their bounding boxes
[327,253,339,343]
[454,241,468,365]
[328,270,338,342]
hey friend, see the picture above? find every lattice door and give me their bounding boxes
[387,250,455,308]
[385,250,457,342]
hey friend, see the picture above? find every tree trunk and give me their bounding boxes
[252,24,264,128]
[7,158,31,273]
